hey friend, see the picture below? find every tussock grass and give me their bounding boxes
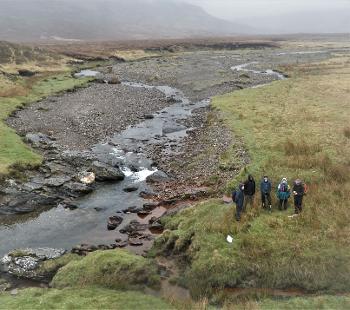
[51,250,160,291]
[155,55,350,300]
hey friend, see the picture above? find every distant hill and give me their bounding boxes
[0,0,251,42]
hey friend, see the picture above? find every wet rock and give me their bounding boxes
[115,239,128,248]
[119,220,148,235]
[58,201,78,210]
[139,190,158,199]
[1,248,66,280]
[123,185,139,192]
[122,206,142,214]
[143,202,160,211]
[137,210,152,217]
[107,215,123,230]
[146,171,171,183]
[71,244,98,256]
[61,150,97,168]
[94,207,106,212]
[44,176,71,187]
[149,222,164,232]
[149,216,159,224]
[144,114,154,119]
[63,182,94,195]
[128,238,143,246]
[91,161,125,182]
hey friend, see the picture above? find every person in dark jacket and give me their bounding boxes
[293,179,305,214]
[260,176,272,211]
[276,177,291,210]
[235,183,245,221]
[243,174,256,211]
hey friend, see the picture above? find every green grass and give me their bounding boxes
[257,295,350,310]
[52,250,160,291]
[0,288,174,310]
[154,55,350,300]
[0,72,91,175]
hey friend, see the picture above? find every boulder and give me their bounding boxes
[107,215,123,230]
[61,151,97,168]
[143,202,160,211]
[146,171,172,183]
[91,161,125,182]
[119,220,148,235]
[1,248,66,280]
[139,190,158,199]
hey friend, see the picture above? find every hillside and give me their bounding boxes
[0,0,250,42]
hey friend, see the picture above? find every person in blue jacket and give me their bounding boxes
[260,175,272,211]
[234,183,245,221]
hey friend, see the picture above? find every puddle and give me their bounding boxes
[74,70,100,78]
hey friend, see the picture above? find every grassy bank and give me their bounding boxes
[0,288,174,309]
[155,55,350,301]
[0,45,92,177]
[51,250,160,291]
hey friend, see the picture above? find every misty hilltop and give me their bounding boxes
[0,0,251,42]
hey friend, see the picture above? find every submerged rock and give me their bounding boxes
[123,185,139,193]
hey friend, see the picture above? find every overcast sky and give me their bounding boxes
[181,0,350,20]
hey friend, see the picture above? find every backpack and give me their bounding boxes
[232,190,237,203]
[280,183,288,192]
[303,183,308,194]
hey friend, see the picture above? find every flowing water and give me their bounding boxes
[0,81,209,258]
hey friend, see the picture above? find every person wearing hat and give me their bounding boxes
[293,179,305,214]
[260,175,272,211]
[276,177,291,210]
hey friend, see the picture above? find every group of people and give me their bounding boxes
[233,174,307,221]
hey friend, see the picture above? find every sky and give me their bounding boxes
[181,0,350,20]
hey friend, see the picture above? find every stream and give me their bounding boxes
[0,80,209,258]
[1,61,287,298]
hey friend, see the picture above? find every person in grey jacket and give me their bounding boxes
[260,175,272,211]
